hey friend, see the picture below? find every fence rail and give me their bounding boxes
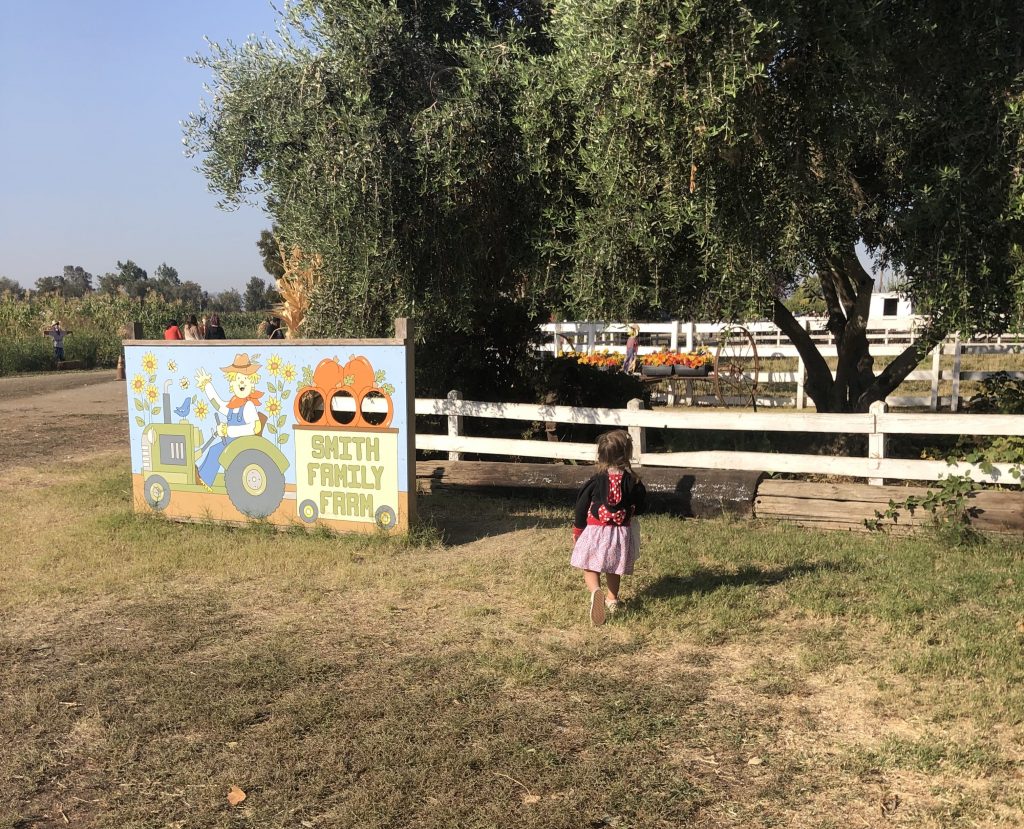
[540,317,1024,352]
[539,320,1024,412]
[415,396,1024,487]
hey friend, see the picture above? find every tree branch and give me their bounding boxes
[818,271,847,343]
[772,298,833,407]
[858,329,946,410]
[831,267,874,410]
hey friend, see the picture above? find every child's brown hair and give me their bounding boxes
[596,429,636,477]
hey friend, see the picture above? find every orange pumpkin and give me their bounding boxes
[293,355,394,428]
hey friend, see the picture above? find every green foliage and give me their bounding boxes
[524,0,1024,410]
[520,0,773,321]
[967,371,1024,414]
[0,294,264,376]
[209,288,244,313]
[184,0,551,394]
[783,276,827,317]
[527,0,1023,329]
[256,228,285,280]
[243,276,278,312]
[184,0,1024,408]
[35,266,93,298]
[98,260,149,298]
[865,472,983,546]
[0,336,52,375]
[535,356,649,410]
[0,276,22,295]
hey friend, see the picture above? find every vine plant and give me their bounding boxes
[864,453,1023,541]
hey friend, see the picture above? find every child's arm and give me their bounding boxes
[631,477,647,515]
[572,477,597,541]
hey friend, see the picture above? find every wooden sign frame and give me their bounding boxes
[123,319,416,534]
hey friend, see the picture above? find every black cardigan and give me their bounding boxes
[573,469,646,530]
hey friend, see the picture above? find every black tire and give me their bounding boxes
[224,449,285,518]
[144,474,171,511]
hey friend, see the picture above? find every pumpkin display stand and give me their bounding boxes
[637,326,759,408]
[673,364,710,377]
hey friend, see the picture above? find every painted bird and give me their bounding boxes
[174,397,192,418]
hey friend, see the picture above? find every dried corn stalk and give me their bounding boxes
[274,241,322,337]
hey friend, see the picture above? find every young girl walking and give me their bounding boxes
[571,429,646,625]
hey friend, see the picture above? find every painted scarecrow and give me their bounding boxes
[194,353,264,486]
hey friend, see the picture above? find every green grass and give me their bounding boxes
[2,456,1023,827]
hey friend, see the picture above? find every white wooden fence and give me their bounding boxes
[541,317,1024,352]
[415,395,1024,488]
[539,320,1024,412]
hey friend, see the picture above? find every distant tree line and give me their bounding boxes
[1,244,283,314]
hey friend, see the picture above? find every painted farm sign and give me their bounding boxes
[123,339,413,534]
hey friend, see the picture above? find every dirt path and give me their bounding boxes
[0,370,127,467]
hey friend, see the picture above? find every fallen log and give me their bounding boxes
[415,460,764,518]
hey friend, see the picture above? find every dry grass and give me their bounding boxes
[2,454,1023,827]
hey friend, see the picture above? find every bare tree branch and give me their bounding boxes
[773,298,833,407]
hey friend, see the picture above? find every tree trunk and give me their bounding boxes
[774,246,946,412]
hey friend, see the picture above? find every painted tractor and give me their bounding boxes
[141,383,289,518]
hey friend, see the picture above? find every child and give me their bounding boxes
[571,429,646,625]
[182,314,204,340]
[622,324,640,373]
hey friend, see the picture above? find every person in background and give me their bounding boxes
[269,316,286,340]
[200,315,209,338]
[256,316,272,338]
[571,429,646,626]
[42,320,71,361]
[204,314,226,339]
[623,324,640,373]
[163,319,184,340]
[182,314,204,341]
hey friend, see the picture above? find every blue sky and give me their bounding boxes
[0,0,281,294]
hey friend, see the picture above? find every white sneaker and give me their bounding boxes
[605,599,623,616]
[589,590,606,626]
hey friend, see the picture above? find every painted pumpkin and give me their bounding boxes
[293,356,394,429]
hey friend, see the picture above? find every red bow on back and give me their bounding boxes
[597,505,627,525]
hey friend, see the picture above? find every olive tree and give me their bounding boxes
[521,0,1024,411]
[184,0,550,397]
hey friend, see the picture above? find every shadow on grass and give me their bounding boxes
[434,513,568,546]
[632,561,838,608]
[419,490,568,546]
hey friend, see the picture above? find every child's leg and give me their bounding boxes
[583,570,602,593]
[605,573,621,602]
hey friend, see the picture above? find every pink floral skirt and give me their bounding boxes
[570,520,640,575]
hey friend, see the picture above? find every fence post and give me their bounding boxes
[670,321,679,353]
[447,389,463,461]
[627,398,646,466]
[929,345,942,412]
[950,336,962,412]
[686,321,696,351]
[868,400,888,486]
[795,354,806,410]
